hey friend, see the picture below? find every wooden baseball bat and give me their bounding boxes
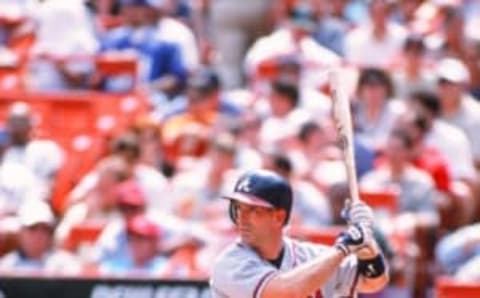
[329,68,361,203]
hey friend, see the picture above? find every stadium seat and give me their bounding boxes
[360,191,399,214]
[288,226,346,246]
[436,277,480,298]
[62,221,105,252]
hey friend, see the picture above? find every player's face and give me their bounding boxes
[232,201,280,246]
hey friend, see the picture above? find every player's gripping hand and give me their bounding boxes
[341,199,375,227]
[334,223,372,256]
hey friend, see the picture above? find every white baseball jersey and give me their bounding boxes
[210,237,359,298]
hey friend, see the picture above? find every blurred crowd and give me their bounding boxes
[0,0,480,297]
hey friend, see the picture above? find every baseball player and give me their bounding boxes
[210,169,388,298]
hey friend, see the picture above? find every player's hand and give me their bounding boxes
[356,236,381,259]
[334,223,372,256]
[342,199,374,227]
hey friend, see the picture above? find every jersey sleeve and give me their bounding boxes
[210,245,277,298]
[294,240,359,298]
[325,255,359,297]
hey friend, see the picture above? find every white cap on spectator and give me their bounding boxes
[18,200,55,227]
[436,58,470,84]
[8,101,31,118]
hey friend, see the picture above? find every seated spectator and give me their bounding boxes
[161,69,242,167]
[344,0,407,68]
[408,91,476,181]
[245,3,340,92]
[99,215,181,277]
[170,132,239,221]
[0,201,81,274]
[205,0,273,88]
[92,180,193,265]
[69,133,170,212]
[455,254,480,281]
[2,102,64,198]
[353,68,406,151]
[289,120,373,185]
[360,130,439,226]
[130,116,165,172]
[233,112,263,171]
[436,57,480,169]
[159,67,242,121]
[394,113,451,193]
[151,0,199,72]
[311,1,349,56]
[258,79,311,152]
[99,0,186,95]
[26,0,98,90]
[436,223,480,275]
[55,156,132,246]
[391,35,436,99]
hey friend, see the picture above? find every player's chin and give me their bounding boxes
[239,230,255,243]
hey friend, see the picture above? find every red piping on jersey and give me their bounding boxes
[291,240,298,267]
[253,271,276,298]
[346,265,361,298]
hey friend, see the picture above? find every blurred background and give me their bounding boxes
[0,0,479,297]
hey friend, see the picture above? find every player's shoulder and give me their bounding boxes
[213,241,259,269]
[211,240,273,284]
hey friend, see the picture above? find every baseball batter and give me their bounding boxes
[210,170,388,298]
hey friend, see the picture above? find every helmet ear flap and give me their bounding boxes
[229,201,237,225]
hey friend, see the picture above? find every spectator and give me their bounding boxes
[69,133,170,212]
[436,57,480,169]
[170,132,239,221]
[151,0,200,71]
[233,112,263,170]
[161,68,242,166]
[391,0,424,26]
[391,35,436,99]
[203,0,274,88]
[0,201,81,274]
[344,0,407,68]
[408,91,476,181]
[312,1,349,56]
[2,102,64,197]
[99,215,176,276]
[245,3,341,93]
[100,0,187,95]
[160,67,242,121]
[436,223,480,275]
[26,0,98,90]
[0,162,44,219]
[55,156,132,247]
[91,179,149,263]
[92,179,192,265]
[360,130,439,225]
[353,68,406,151]
[395,113,451,193]
[258,79,311,152]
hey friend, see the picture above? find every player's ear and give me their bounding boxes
[274,209,287,227]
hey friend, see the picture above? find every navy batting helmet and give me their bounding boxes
[222,169,293,225]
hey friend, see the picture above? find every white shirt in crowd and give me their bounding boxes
[70,164,170,212]
[441,95,480,164]
[2,140,64,188]
[426,120,477,180]
[345,22,407,68]
[156,17,199,71]
[245,28,341,90]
